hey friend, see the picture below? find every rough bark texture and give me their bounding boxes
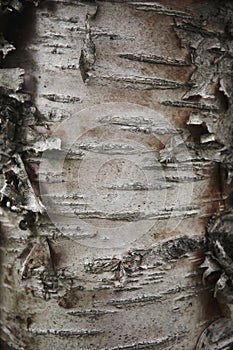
[1,1,233,350]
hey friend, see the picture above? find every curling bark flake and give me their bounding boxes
[0,1,233,350]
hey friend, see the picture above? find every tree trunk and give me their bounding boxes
[1,1,233,349]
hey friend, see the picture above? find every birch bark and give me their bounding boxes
[0,1,233,349]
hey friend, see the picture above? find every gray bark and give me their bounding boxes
[0,1,233,349]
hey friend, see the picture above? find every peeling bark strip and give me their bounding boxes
[79,10,97,83]
[1,1,233,350]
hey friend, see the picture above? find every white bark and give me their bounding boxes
[1,1,233,349]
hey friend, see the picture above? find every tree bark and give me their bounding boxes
[0,1,233,349]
